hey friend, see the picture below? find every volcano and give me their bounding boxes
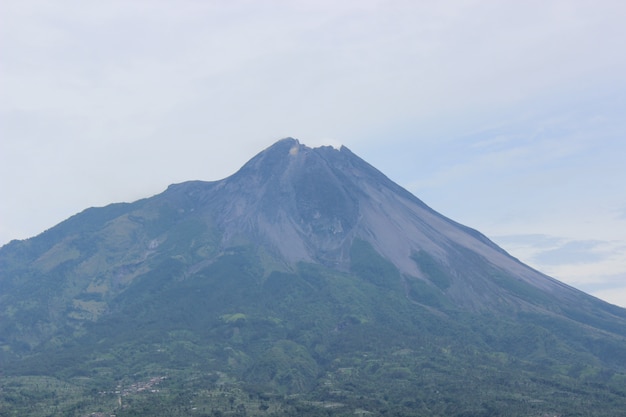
[1,138,626,416]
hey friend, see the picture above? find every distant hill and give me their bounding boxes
[2,138,626,416]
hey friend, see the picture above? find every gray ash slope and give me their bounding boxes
[163,138,621,315]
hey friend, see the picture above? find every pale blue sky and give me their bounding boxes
[1,0,625,306]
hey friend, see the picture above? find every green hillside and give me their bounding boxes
[2,139,626,416]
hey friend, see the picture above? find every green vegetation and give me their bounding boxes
[3,244,626,416]
[350,239,403,290]
[411,250,453,290]
[3,180,626,416]
[3,331,626,416]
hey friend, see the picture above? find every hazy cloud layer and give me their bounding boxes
[2,1,625,305]
[492,233,626,307]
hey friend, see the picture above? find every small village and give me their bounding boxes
[98,375,167,397]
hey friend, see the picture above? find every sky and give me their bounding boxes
[1,0,625,306]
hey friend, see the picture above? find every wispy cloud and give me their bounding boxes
[493,233,626,306]
[407,133,589,198]
[532,240,609,265]
[591,279,626,307]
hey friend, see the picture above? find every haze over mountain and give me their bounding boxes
[1,138,626,416]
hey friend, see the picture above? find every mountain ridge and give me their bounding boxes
[2,137,626,416]
[3,138,625,322]
[164,138,607,307]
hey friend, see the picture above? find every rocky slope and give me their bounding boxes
[2,138,626,416]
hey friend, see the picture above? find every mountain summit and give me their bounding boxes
[2,138,626,416]
[163,138,605,310]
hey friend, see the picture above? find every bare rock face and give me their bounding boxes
[163,138,595,311]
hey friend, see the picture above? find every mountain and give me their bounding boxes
[2,138,626,416]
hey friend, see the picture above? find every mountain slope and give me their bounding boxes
[2,138,626,416]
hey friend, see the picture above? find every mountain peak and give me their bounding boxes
[167,140,558,305]
[235,137,347,175]
[157,140,626,323]
[3,138,626,415]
